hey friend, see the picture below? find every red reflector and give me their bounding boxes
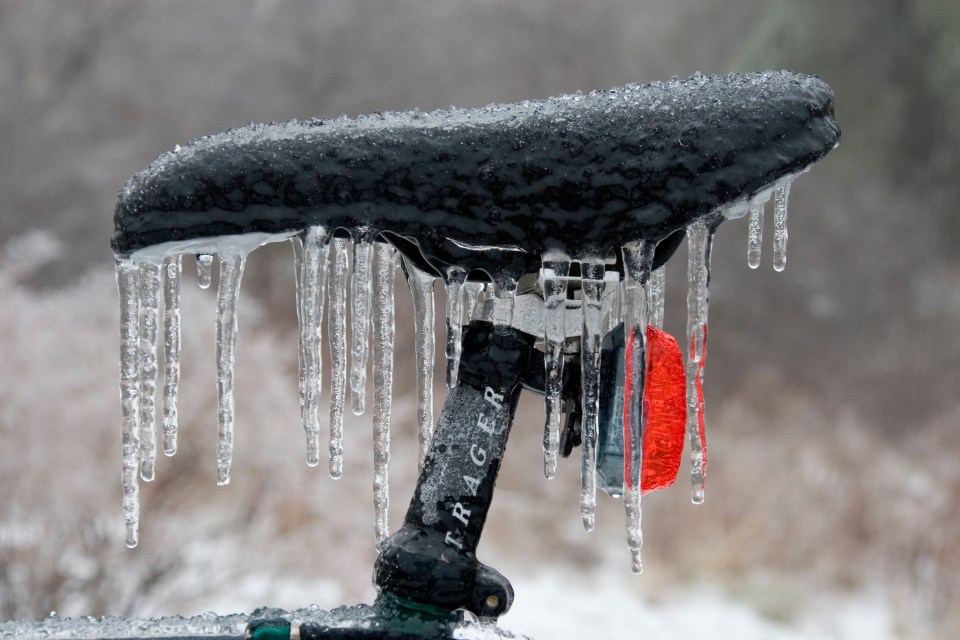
[641,326,687,494]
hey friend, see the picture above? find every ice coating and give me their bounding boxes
[351,236,374,415]
[773,182,792,271]
[371,243,397,544]
[116,259,141,547]
[327,236,350,479]
[403,257,437,467]
[161,255,182,456]
[137,261,161,482]
[215,252,246,486]
[685,221,714,504]
[295,226,330,467]
[540,251,571,479]
[578,259,606,531]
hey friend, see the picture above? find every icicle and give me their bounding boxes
[444,266,468,388]
[579,259,607,531]
[196,253,213,289]
[621,241,652,574]
[772,183,792,272]
[161,255,182,456]
[647,266,666,330]
[621,242,651,490]
[215,251,246,486]
[350,237,374,415]
[462,281,484,326]
[116,259,141,548]
[327,236,350,479]
[137,262,162,482]
[403,258,436,468]
[625,486,643,573]
[295,226,330,467]
[747,200,765,269]
[371,242,396,544]
[540,251,571,479]
[686,221,714,504]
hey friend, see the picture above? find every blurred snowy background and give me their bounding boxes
[1,1,958,638]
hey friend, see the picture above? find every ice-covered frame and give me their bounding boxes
[112,71,839,562]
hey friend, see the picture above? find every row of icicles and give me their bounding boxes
[114,182,793,573]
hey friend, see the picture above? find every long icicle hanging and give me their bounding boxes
[296,226,330,467]
[371,242,396,544]
[579,258,607,531]
[402,257,436,468]
[116,259,142,548]
[350,235,374,415]
[138,262,162,482]
[772,183,792,272]
[161,255,182,456]
[540,251,571,479]
[327,236,351,479]
[215,251,246,486]
[686,220,714,504]
[621,240,653,574]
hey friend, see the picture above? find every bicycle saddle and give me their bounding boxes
[112,70,838,284]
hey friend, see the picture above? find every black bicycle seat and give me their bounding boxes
[111,70,838,284]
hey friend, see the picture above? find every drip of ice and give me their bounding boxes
[371,242,396,544]
[403,258,436,468]
[161,255,182,456]
[578,259,607,531]
[294,226,330,467]
[327,236,351,479]
[772,183,792,272]
[747,200,765,269]
[539,251,571,479]
[647,266,665,329]
[444,266,468,388]
[350,236,374,415]
[137,262,161,482]
[215,252,246,486]
[621,240,652,573]
[686,220,714,504]
[116,259,142,548]
[195,253,213,289]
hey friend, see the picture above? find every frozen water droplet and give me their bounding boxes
[403,257,436,468]
[350,237,374,416]
[747,200,765,269]
[327,236,350,479]
[444,266,468,388]
[647,265,666,329]
[294,227,330,467]
[161,256,182,456]
[540,251,571,479]
[196,253,213,289]
[772,182,791,272]
[686,221,713,503]
[137,262,162,482]
[579,259,606,531]
[215,252,246,486]
[371,242,396,544]
[116,259,141,548]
